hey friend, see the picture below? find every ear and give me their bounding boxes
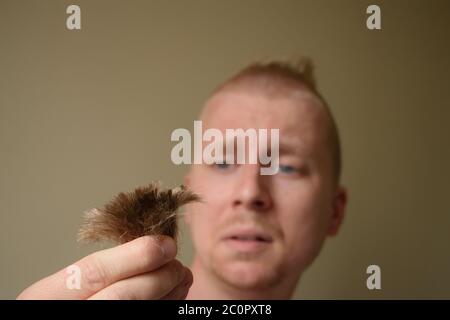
[327,186,347,236]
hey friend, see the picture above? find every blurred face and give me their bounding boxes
[185,90,343,290]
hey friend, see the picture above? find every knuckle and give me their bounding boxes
[80,255,110,292]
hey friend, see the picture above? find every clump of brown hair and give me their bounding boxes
[77,183,200,244]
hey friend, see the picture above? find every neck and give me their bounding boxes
[186,256,299,300]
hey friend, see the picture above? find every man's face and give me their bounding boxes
[185,90,341,290]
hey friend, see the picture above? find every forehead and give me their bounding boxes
[202,91,328,155]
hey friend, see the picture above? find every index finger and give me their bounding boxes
[17,235,177,299]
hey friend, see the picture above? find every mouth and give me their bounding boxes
[228,234,272,242]
[222,228,273,253]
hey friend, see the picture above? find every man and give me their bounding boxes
[17,59,347,300]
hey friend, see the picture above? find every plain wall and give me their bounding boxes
[1,0,449,299]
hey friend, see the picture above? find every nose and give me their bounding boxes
[232,165,273,212]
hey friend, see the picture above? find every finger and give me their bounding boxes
[17,235,177,300]
[88,260,187,300]
[160,267,193,300]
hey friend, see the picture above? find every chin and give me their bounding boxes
[213,259,283,290]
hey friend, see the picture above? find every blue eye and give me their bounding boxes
[279,165,296,174]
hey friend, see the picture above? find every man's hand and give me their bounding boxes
[17,236,193,300]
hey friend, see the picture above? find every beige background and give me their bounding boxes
[1,0,449,299]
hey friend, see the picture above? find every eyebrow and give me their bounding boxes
[219,135,309,157]
[278,140,307,157]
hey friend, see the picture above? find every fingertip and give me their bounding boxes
[155,235,177,260]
